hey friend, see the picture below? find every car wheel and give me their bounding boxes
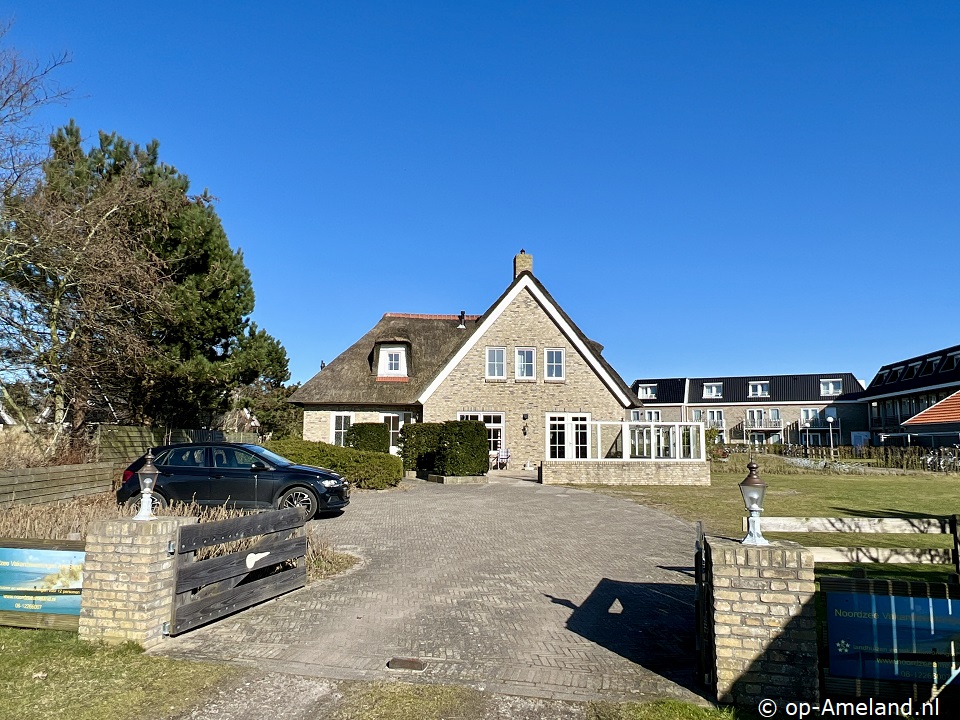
[277,487,319,518]
[123,492,169,514]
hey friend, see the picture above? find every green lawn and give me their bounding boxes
[0,627,237,720]
[577,459,960,582]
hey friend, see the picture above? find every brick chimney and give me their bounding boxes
[514,249,533,278]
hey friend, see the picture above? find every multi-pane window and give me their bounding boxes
[690,409,703,422]
[515,348,535,379]
[545,348,565,380]
[637,384,657,399]
[382,411,414,451]
[645,410,661,421]
[332,414,352,446]
[485,347,506,378]
[748,382,769,397]
[459,412,504,451]
[820,379,842,396]
[707,409,724,427]
[377,344,407,376]
[801,408,820,424]
[703,383,722,398]
[548,414,588,459]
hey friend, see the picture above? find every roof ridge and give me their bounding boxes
[383,312,482,320]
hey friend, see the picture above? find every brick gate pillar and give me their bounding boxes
[705,536,819,707]
[79,517,197,649]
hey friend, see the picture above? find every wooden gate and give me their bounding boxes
[169,507,307,635]
[694,521,714,688]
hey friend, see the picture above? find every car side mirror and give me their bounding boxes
[250,462,268,471]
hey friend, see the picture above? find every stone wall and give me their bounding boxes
[79,516,197,649]
[540,460,711,485]
[302,404,420,444]
[704,536,818,707]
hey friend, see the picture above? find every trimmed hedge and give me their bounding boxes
[435,420,489,476]
[344,422,390,454]
[266,438,402,490]
[397,423,444,472]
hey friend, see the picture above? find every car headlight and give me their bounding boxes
[320,478,340,488]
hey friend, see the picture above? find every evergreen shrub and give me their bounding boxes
[344,422,390,453]
[397,422,443,472]
[435,420,489,476]
[265,438,402,490]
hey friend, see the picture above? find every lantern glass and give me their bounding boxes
[138,452,159,493]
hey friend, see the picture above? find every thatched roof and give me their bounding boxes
[289,313,482,405]
[290,272,641,409]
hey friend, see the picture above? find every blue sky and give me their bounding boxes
[8,2,960,387]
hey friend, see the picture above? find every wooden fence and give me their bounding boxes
[0,462,117,507]
[169,507,307,635]
[749,515,960,572]
[95,425,261,465]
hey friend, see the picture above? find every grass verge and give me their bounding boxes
[0,626,237,720]
[576,464,960,581]
[332,682,738,720]
[588,699,737,720]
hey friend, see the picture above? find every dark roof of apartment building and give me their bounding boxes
[631,373,863,404]
[859,343,960,401]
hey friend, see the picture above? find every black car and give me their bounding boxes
[117,443,350,518]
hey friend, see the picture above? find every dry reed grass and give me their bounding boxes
[0,492,355,581]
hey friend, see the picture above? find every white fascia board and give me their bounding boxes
[861,381,960,402]
[417,275,632,407]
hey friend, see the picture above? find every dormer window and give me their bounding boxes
[637,384,657,399]
[748,381,769,398]
[820,378,842,396]
[703,383,722,399]
[377,344,408,378]
[901,362,921,381]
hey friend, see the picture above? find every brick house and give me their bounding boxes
[631,374,868,447]
[290,253,710,485]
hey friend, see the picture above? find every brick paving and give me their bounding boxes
[155,475,707,703]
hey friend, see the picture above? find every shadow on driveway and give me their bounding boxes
[546,579,701,695]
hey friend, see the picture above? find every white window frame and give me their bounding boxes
[801,408,820,424]
[637,384,657,400]
[485,347,506,379]
[381,411,414,454]
[377,344,407,377]
[703,383,722,399]
[458,412,505,451]
[748,381,769,398]
[545,412,590,459]
[544,348,565,381]
[331,412,354,446]
[820,378,842,396]
[515,347,536,380]
[645,410,661,422]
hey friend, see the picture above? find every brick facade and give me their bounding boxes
[79,517,197,649]
[423,288,627,468]
[704,536,819,706]
[541,459,710,485]
[303,404,420,444]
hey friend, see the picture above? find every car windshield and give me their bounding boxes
[243,445,292,467]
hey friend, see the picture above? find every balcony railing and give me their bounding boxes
[744,419,783,430]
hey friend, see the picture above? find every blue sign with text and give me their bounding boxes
[0,547,84,616]
[826,591,960,683]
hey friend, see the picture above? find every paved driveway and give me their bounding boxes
[156,476,705,703]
